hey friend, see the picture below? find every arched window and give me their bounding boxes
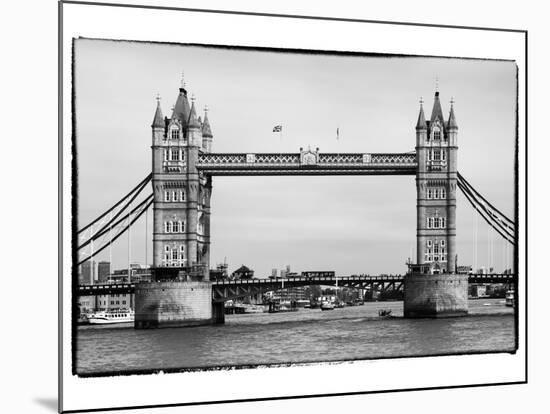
[173,221,180,233]
[167,222,173,233]
[441,188,446,199]
[427,189,432,199]
[179,190,185,201]
[170,148,179,161]
[164,222,169,233]
[170,128,179,140]
[433,127,441,141]
[172,191,177,201]
[434,189,440,199]
[163,150,168,161]
[164,191,170,202]
[179,220,185,232]
[172,248,178,261]
[441,217,446,228]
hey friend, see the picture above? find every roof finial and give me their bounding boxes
[435,76,439,92]
[204,104,209,114]
[419,96,424,107]
[156,93,161,102]
[450,96,455,107]
[180,71,185,89]
[191,93,196,104]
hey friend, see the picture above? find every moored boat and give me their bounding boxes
[320,301,335,311]
[88,309,135,324]
[505,290,515,307]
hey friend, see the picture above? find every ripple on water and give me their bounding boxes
[76,299,515,375]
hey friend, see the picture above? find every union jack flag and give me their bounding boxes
[272,125,282,132]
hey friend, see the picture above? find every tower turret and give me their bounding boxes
[201,107,213,153]
[151,95,164,144]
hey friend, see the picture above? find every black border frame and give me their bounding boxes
[59,1,528,412]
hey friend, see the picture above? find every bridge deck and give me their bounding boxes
[77,274,516,299]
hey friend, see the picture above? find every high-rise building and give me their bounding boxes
[81,260,96,285]
[97,261,111,283]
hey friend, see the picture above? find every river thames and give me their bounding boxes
[75,299,515,376]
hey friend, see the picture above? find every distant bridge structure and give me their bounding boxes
[77,273,516,302]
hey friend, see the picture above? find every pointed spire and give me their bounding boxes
[187,96,200,128]
[151,94,164,128]
[447,97,458,129]
[416,97,427,130]
[202,106,213,137]
[171,83,191,124]
[430,91,445,123]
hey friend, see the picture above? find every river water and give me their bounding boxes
[75,299,516,376]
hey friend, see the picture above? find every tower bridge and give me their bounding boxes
[77,77,517,328]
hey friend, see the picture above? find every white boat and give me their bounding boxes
[88,309,135,324]
[243,304,265,314]
[505,290,515,307]
[320,301,335,311]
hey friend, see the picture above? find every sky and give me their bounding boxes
[74,39,517,277]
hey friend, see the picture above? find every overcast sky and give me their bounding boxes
[74,39,516,276]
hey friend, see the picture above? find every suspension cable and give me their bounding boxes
[78,193,153,250]
[457,172,514,226]
[457,179,514,239]
[77,197,154,265]
[78,173,152,234]
[458,180,515,245]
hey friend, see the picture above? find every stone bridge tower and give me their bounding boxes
[150,80,213,281]
[405,90,467,318]
[415,91,458,274]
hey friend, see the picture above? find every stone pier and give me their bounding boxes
[404,271,468,318]
[134,281,214,328]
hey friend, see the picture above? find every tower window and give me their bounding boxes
[179,220,185,232]
[171,128,179,140]
[170,149,179,161]
[433,127,441,141]
[427,217,434,229]
[441,188,446,199]
[172,191,177,202]
[179,190,185,201]
[427,189,432,199]
[164,191,171,202]
[434,189,440,199]
[441,150,446,161]
[163,150,168,161]
[173,221,180,233]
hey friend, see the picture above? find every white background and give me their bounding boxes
[0,0,546,413]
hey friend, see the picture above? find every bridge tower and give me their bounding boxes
[405,90,467,318]
[135,79,217,328]
[150,81,212,280]
[415,91,458,274]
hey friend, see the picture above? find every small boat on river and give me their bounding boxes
[320,301,335,311]
[88,309,135,325]
[505,290,515,307]
[378,309,393,318]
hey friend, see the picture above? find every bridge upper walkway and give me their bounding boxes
[196,152,417,175]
